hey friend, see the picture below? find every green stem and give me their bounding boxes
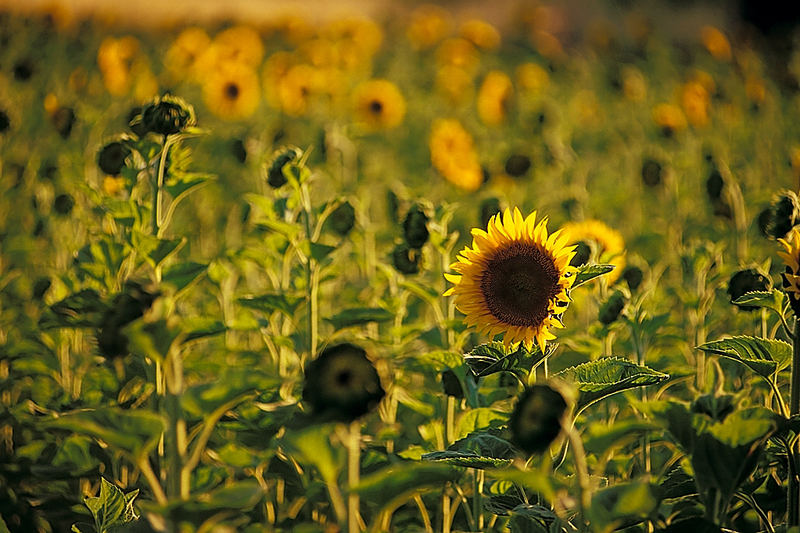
[164,348,186,500]
[151,135,172,237]
[300,183,318,356]
[472,468,484,531]
[789,318,800,526]
[348,421,361,533]
[566,426,591,532]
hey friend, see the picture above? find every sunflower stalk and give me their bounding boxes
[347,420,361,533]
[789,317,800,525]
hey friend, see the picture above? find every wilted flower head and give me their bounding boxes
[505,154,531,178]
[403,204,429,249]
[778,228,800,315]
[510,384,569,455]
[727,268,771,311]
[327,201,356,237]
[599,290,628,325]
[640,158,663,187]
[302,343,385,422]
[141,94,196,136]
[764,190,800,240]
[265,146,302,189]
[97,141,131,176]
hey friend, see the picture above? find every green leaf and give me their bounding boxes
[45,408,165,459]
[164,172,213,200]
[309,242,337,262]
[464,342,554,378]
[39,289,107,329]
[283,424,344,485]
[189,480,263,511]
[422,430,518,468]
[583,420,660,456]
[572,264,615,288]
[182,319,226,343]
[125,319,176,362]
[732,289,785,314]
[84,478,126,532]
[161,262,207,293]
[324,307,394,330]
[149,237,186,268]
[352,462,462,510]
[588,481,659,531]
[697,335,791,378]
[455,408,507,440]
[486,470,558,502]
[238,293,303,317]
[420,451,512,469]
[555,357,669,412]
[509,504,558,533]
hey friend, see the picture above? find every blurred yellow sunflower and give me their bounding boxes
[203,63,260,119]
[652,103,687,135]
[436,38,479,73]
[212,25,264,67]
[779,228,800,298]
[460,19,500,50]
[97,36,139,96]
[701,25,732,61]
[745,76,767,105]
[561,219,625,284]
[436,65,474,105]
[517,62,549,95]
[445,208,577,351]
[276,64,320,116]
[621,66,646,102]
[164,27,210,81]
[324,17,383,65]
[477,70,513,126]
[429,118,483,191]
[407,4,452,50]
[681,80,710,127]
[353,79,406,131]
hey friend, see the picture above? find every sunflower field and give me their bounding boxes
[3,1,800,532]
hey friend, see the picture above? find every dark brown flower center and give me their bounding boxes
[480,242,560,327]
[369,99,383,114]
[225,82,240,100]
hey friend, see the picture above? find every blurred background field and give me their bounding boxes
[3,0,800,531]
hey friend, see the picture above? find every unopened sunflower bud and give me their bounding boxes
[231,138,247,164]
[127,106,149,137]
[0,109,9,133]
[441,369,464,398]
[266,146,302,189]
[97,326,128,359]
[599,290,627,325]
[505,154,531,177]
[141,94,196,136]
[622,265,644,292]
[302,343,385,422]
[510,384,568,455]
[97,141,131,176]
[403,204,429,249]
[53,193,74,215]
[641,158,663,187]
[727,268,771,310]
[757,206,772,238]
[766,190,800,240]
[327,201,356,237]
[391,243,421,274]
[480,197,501,228]
[51,107,75,139]
[706,168,724,201]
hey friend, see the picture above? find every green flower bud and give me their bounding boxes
[127,106,149,138]
[756,206,771,238]
[727,268,771,310]
[766,190,800,240]
[327,201,356,237]
[706,168,724,201]
[510,384,568,455]
[13,59,33,81]
[266,146,302,189]
[599,290,627,325]
[569,241,591,267]
[302,343,385,422]
[53,193,74,215]
[403,204,429,249]
[641,158,663,187]
[505,154,531,177]
[97,141,131,175]
[141,94,196,136]
[622,265,643,292]
[391,243,421,274]
[231,138,247,164]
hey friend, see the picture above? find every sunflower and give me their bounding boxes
[429,118,483,191]
[407,4,452,50]
[561,219,626,284]
[516,62,549,95]
[779,228,800,298]
[460,19,500,50]
[445,208,577,351]
[477,70,513,126]
[353,79,407,131]
[276,64,320,116]
[164,27,210,81]
[701,25,732,61]
[203,63,260,120]
[681,80,710,127]
[652,103,687,135]
[435,65,474,105]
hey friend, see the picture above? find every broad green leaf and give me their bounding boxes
[45,408,165,459]
[182,319,226,343]
[352,462,461,509]
[455,408,507,440]
[509,504,558,533]
[148,237,185,268]
[659,466,697,500]
[572,264,615,288]
[161,262,207,293]
[420,451,512,469]
[416,350,463,370]
[732,289,785,314]
[583,420,660,456]
[697,335,791,378]
[324,307,394,330]
[464,342,554,378]
[84,478,127,532]
[423,430,518,468]
[309,242,337,262]
[39,289,107,329]
[164,172,213,200]
[125,319,176,362]
[188,480,263,511]
[555,357,669,412]
[283,424,343,485]
[486,470,557,502]
[484,494,525,516]
[238,293,303,317]
[588,481,659,531]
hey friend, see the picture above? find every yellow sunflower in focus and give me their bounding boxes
[429,118,483,191]
[445,208,577,351]
[203,63,260,120]
[779,228,800,300]
[477,70,513,126]
[561,220,625,284]
[353,79,406,131]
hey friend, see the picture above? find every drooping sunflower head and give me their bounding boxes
[445,208,577,352]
